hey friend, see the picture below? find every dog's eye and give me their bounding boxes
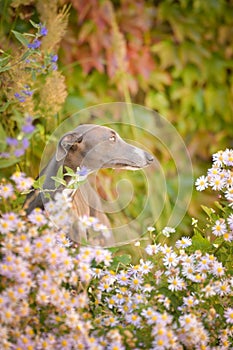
[109,135,116,142]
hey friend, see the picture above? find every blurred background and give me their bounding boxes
[1,0,233,241]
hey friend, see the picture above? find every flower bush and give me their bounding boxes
[0,149,233,349]
[0,17,67,172]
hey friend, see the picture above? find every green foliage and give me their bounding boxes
[110,253,132,269]
[11,29,30,46]
[191,229,211,251]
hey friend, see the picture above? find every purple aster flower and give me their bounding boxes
[14,93,26,102]
[27,39,41,49]
[51,54,58,62]
[14,148,25,157]
[22,89,33,96]
[22,124,35,133]
[77,166,89,177]
[39,24,48,36]
[6,137,18,146]
[22,138,30,149]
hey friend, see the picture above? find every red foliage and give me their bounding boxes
[62,0,155,93]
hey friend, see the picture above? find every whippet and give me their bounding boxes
[24,124,154,245]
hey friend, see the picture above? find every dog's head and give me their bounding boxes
[56,124,154,172]
[24,124,154,214]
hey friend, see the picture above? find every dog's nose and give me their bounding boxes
[145,152,154,163]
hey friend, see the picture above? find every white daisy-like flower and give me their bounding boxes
[212,219,227,236]
[125,313,142,327]
[212,150,224,167]
[163,252,179,268]
[175,237,192,249]
[138,259,154,274]
[223,148,233,166]
[168,275,185,292]
[195,175,209,191]
[212,261,225,277]
[209,175,226,191]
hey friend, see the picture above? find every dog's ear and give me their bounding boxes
[56,133,83,161]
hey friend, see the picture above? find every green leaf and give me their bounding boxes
[64,166,75,175]
[0,157,19,169]
[192,229,211,252]
[12,30,29,47]
[214,201,225,211]
[29,20,40,29]
[111,254,132,269]
[33,175,46,190]
[151,41,176,69]
[51,176,66,187]
[56,165,64,180]
[201,205,215,218]
[21,50,32,62]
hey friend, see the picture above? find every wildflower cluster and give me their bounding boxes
[195,148,233,202]
[1,116,35,159]
[14,84,34,103]
[12,22,59,105]
[195,148,233,244]
[0,175,123,349]
[0,163,233,349]
[18,21,58,73]
[0,172,33,200]
[1,21,67,166]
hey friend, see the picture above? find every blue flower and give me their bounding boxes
[27,39,41,49]
[51,54,58,62]
[14,148,25,157]
[22,124,35,133]
[14,93,26,102]
[22,89,33,96]
[6,137,18,146]
[77,166,89,177]
[39,24,48,37]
